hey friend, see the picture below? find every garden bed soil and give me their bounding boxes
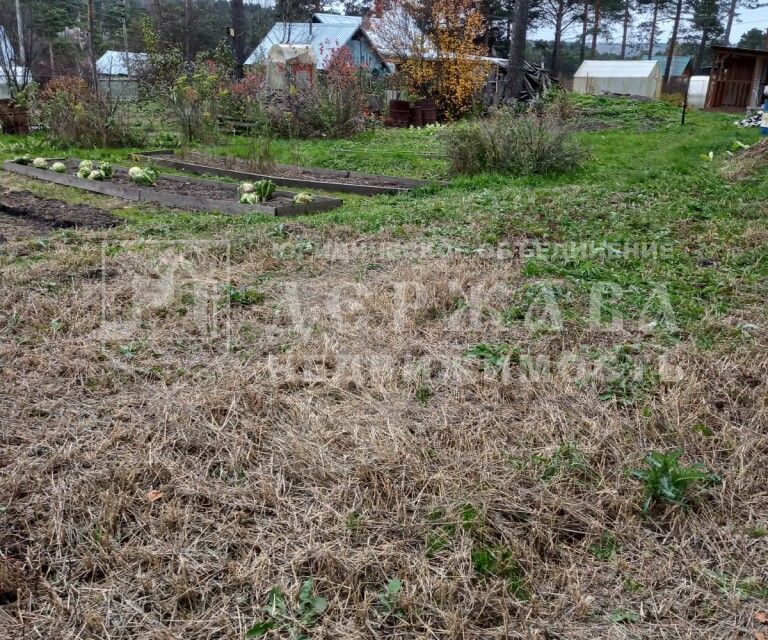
[0,189,118,242]
[58,160,297,207]
[137,150,430,195]
[2,160,343,217]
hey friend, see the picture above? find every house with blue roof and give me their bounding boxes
[651,55,693,79]
[246,13,391,75]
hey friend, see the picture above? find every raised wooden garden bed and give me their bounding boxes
[134,150,430,196]
[2,159,343,217]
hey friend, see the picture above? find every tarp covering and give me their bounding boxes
[573,60,662,99]
[266,44,315,89]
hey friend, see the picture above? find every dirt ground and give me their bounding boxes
[59,160,299,207]
[0,189,118,241]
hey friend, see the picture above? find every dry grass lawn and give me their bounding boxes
[1,106,768,638]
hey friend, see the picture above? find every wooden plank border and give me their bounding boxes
[3,160,343,217]
[134,150,430,196]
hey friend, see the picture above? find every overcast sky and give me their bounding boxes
[246,0,768,48]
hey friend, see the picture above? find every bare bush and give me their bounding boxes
[37,77,142,148]
[263,48,367,139]
[443,108,587,176]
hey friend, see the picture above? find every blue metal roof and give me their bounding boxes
[246,22,377,70]
[312,13,363,25]
[652,55,693,77]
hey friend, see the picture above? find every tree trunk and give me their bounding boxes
[663,0,683,85]
[48,41,55,74]
[590,0,601,58]
[579,0,589,61]
[87,0,98,88]
[502,0,530,102]
[724,0,738,45]
[152,0,161,24]
[551,4,563,76]
[647,0,659,59]
[122,0,129,52]
[621,0,630,59]
[184,0,193,62]
[14,0,25,67]
[695,27,709,71]
[232,0,246,79]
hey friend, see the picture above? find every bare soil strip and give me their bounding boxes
[138,149,431,195]
[2,160,343,217]
[0,189,118,241]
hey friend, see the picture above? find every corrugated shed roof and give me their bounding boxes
[96,50,148,75]
[312,13,363,25]
[574,60,660,78]
[246,22,366,69]
[652,55,692,76]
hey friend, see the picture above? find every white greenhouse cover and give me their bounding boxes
[96,51,148,76]
[573,60,662,99]
[687,75,710,108]
[267,44,315,66]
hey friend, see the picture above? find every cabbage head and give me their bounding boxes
[239,192,259,205]
[253,180,276,203]
[292,192,314,204]
[98,161,114,178]
[129,167,156,186]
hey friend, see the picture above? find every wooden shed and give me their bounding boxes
[705,45,768,110]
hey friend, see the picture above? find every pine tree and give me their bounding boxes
[536,0,583,73]
[687,0,724,69]
[737,27,767,49]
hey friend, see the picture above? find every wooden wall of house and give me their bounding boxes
[705,50,768,109]
[348,35,388,73]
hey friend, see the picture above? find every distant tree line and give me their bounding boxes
[0,0,273,82]
[0,0,765,89]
